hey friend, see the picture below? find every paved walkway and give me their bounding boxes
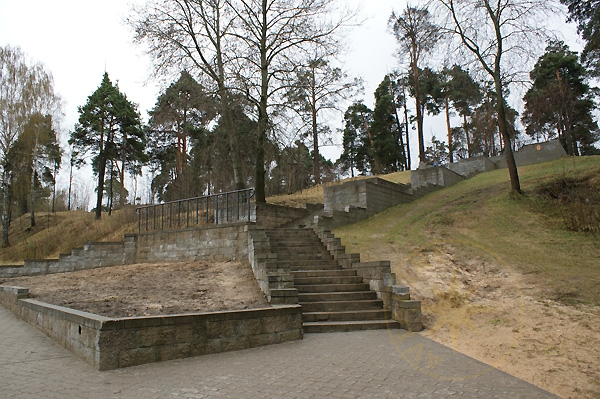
[0,306,558,399]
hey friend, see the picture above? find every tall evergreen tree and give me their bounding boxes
[370,76,404,174]
[70,73,145,219]
[444,66,482,159]
[561,0,600,76]
[390,6,440,165]
[147,71,217,200]
[522,41,600,155]
[339,102,373,177]
[0,45,61,247]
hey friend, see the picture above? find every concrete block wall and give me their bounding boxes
[0,241,133,278]
[246,226,297,305]
[448,156,497,177]
[324,180,365,212]
[513,140,568,166]
[0,224,250,278]
[0,286,303,371]
[255,203,311,228]
[324,178,413,214]
[133,223,249,263]
[410,166,466,190]
[364,179,414,214]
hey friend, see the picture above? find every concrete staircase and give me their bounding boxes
[264,228,400,333]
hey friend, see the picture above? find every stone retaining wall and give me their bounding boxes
[0,286,302,371]
[410,166,466,189]
[0,223,251,278]
[255,203,312,228]
[133,223,249,263]
[324,178,413,214]
[447,156,497,178]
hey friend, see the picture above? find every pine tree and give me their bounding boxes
[70,73,145,219]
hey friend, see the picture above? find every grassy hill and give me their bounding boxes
[334,156,600,306]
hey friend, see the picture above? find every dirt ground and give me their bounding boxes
[0,261,269,317]
[392,242,600,399]
[1,256,599,398]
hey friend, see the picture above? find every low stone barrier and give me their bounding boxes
[0,286,303,371]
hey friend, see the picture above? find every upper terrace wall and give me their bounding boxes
[323,178,413,214]
[491,140,567,169]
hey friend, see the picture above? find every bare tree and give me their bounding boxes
[0,45,61,247]
[390,5,440,165]
[130,0,247,191]
[436,0,559,193]
[227,0,355,202]
[286,57,362,184]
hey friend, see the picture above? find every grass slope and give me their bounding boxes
[334,156,600,306]
[0,207,137,264]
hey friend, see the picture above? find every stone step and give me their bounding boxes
[299,299,383,312]
[274,251,333,259]
[294,276,364,285]
[302,309,391,322]
[296,283,370,293]
[303,320,401,333]
[298,291,377,302]
[264,227,401,334]
[292,269,357,278]
[290,262,342,275]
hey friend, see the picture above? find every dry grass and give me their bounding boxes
[0,207,137,263]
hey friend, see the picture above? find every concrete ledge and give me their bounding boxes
[0,286,303,371]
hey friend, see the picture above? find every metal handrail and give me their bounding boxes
[136,188,255,233]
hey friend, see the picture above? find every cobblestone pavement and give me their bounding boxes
[0,306,558,399]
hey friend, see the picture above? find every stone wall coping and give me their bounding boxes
[101,305,300,331]
[0,286,29,295]
[134,221,251,237]
[19,299,110,328]
[352,261,391,269]
[2,288,301,332]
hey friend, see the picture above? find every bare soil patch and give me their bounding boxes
[391,242,600,399]
[0,260,269,318]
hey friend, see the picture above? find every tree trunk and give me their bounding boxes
[311,67,320,185]
[494,77,521,194]
[445,96,453,163]
[463,114,471,157]
[312,103,320,184]
[29,172,36,228]
[254,0,268,203]
[414,72,425,164]
[402,83,412,170]
[95,152,106,220]
[108,161,113,216]
[1,169,12,247]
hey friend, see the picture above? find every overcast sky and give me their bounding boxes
[0,0,581,202]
